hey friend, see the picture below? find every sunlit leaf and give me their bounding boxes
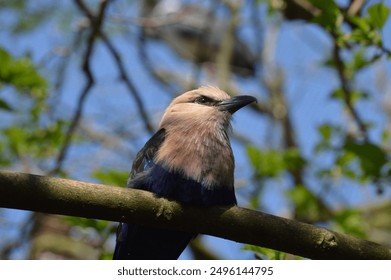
[92,170,129,187]
[310,0,341,30]
[331,88,368,103]
[343,140,388,179]
[287,185,325,222]
[242,245,290,260]
[247,146,285,178]
[350,49,372,72]
[367,3,390,30]
[0,47,47,91]
[333,209,367,238]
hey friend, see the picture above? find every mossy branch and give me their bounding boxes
[0,170,390,259]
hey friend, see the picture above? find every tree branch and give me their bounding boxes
[75,0,154,134]
[332,40,370,142]
[50,0,110,175]
[0,170,390,260]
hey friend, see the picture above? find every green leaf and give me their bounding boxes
[367,3,390,30]
[63,216,110,232]
[287,185,324,222]
[343,140,388,179]
[351,29,382,46]
[248,192,262,209]
[310,0,341,30]
[315,123,343,153]
[284,148,306,171]
[246,146,285,178]
[0,141,11,166]
[28,120,68,157]
[0,47,47,91]
[331,88,368,103]
[318,124,332,141]
[3,126,28,156]
[92,170,129,187]
[0,47,48,124]
[350,49,372,72]
[2,120,68,160]
[333,209,367,238]
[247,146,306,178]
[348,16,371,32]
[242,245,290,260]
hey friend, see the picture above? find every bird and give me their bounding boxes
[113,86,256,260]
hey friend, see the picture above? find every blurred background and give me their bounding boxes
[0,0,391,259]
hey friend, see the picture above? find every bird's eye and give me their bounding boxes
[195,96,214,105]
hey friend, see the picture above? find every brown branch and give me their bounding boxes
[136,32,178,94]
[216,1,238,89]
[332,41,369,142]
[75,0,154,134]
[50,0,110,175]
[0,170,390,260]
[258,25,333,222]
[189,236,220,260]
[100,35,154,133]
[346,0,366,17]
[279,0,321,21]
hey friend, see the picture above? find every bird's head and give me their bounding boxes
[155,86,256,188]
[159,86,256,131]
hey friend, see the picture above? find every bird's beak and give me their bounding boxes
[218,95,257,114]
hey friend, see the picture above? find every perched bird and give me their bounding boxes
[113,86,256,259]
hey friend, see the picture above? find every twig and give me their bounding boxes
[50,0,110,175]
[332,40,369,142]
[136,30,177,95]
[100,34,154,133]
[346,0,365,17]
[216,1,238,90]
[75,0,154,134]
[0,212,37,259]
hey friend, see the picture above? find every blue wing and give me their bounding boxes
[113,129,195,260]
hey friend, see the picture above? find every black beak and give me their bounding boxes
[218,95,257,114]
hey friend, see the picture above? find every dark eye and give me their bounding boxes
[195,95,214,105]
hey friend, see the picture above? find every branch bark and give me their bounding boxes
[0,170,390,260]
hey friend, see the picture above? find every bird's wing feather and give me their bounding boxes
[114,128,195,260]
[129,128,166,180]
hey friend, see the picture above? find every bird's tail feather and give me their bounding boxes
[113,222,195,260]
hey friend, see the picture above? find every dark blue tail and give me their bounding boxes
[113,222,195,260]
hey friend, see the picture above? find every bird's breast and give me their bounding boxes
[155,127,234,189]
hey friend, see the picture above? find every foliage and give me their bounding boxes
[0,47,47,116]
[0,47,69,170]
[92,169,129,187]
[247,146,306,178]
[242,245,290,260]
[245,0,391,258]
